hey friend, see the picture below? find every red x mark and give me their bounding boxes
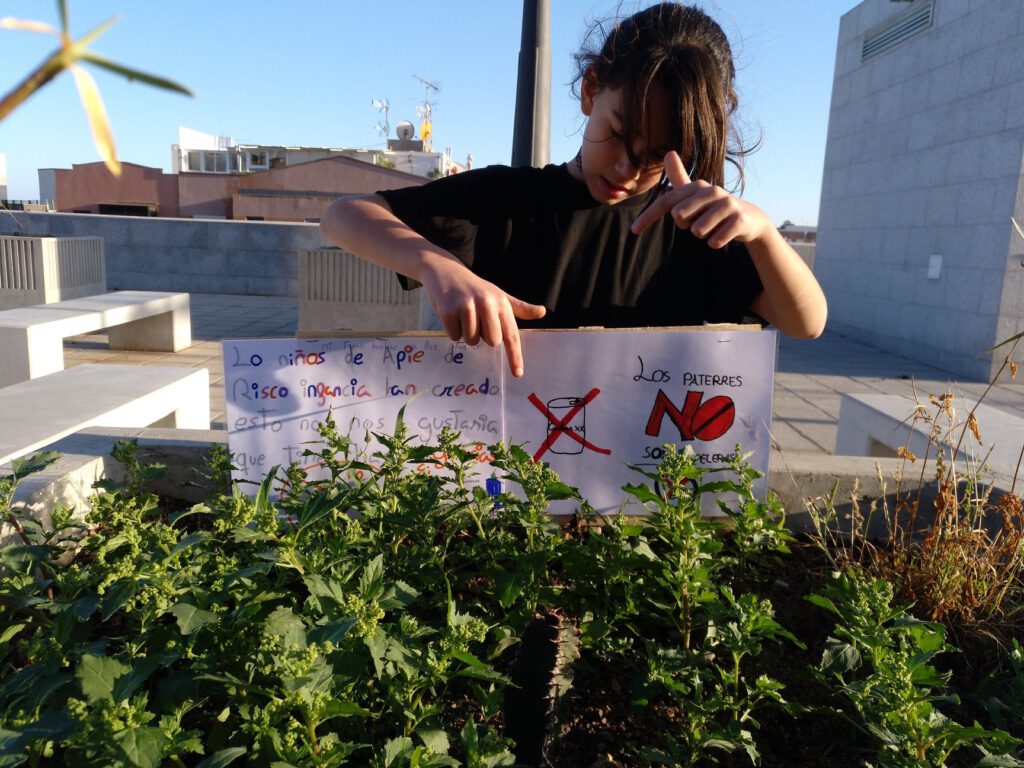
[528,388,612,462]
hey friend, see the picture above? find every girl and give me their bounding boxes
[321,2,826,377]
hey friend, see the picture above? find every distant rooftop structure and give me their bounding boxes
[171,127,463,180]
[0,153,7,200]
[778,221,817,243]
[38,124,472,222]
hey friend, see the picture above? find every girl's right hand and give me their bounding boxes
[419,256,546,378]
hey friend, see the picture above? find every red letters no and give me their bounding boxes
[645,389,736,442]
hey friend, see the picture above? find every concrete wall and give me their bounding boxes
[815,0,1024,380]
[6,211,329,297]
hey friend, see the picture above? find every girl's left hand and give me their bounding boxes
[630,150,772,249]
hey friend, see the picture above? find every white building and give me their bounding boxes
[170,127,462,181]
[815,0,1024,380]
[0,153,7,201]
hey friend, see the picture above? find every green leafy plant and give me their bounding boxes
[2,419,1022,767]
[808,570,1022,767]
[549,445,800,766]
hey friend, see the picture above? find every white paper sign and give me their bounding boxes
[503,329,775,511]
[223,329,776,513]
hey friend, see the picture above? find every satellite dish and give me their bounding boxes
[395,121,415,141]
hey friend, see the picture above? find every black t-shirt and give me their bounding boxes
[378,163,763,329]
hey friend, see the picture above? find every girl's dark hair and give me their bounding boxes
[573,2,752,188]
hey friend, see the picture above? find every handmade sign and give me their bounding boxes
[222,328,776,513]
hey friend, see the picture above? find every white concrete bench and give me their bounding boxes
[0,364,209,466]
[836,392,1024,472]
[0,290,191,387]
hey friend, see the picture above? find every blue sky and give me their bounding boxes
[1,1,855,225]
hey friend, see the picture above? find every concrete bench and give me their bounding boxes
[0,290,191,387]
[836,392,1024,472]
[0,364,209,466]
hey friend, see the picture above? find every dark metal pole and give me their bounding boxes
[511,0,551,167]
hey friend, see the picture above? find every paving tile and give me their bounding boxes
[766,420,821,453]
[787,419,839,453]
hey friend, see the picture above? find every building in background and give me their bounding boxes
[778,222,816,244]
[170,127,455,180]
[778,222,817,270]
[38,127,461,221]
[814,0,1024,380]
[0,153,7,201]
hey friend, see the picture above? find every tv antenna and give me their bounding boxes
[371,97,390,138]
[411,74,439,122]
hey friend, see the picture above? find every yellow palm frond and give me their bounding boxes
[70,64,120,177]
[0,18,58,35]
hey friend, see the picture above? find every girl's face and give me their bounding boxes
[572,79,676,205]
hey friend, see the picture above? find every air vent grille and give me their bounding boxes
[862,3,933,61]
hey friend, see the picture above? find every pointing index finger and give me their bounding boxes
[663,149,690,188]
[631,150,690,235]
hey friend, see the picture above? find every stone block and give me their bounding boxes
[954,308,998,352]
[281,225,325,252]
[956,180,1000,226]
[905,225,936,260]
[849,66,873,104]
[978,131,1024,181]
[979,276,1007,315]
[868,55,900,94]
[183,249,227,276]
[970,89,1013,142]
[998,268,1024,316]
[208,221,248,251]
[243,223,286,251]
[946,139,986,182]
[879,228,911,266]
[972,223,1016,269]
[994,39,1024,90]
[886,263,915,300]
[124,246,176,276]
[886,153,915,193]
[981,0,1023,49]
[943,266,985,310]
[957,46,997,99]
[933,10,962,61]
[909,149,946,188]
[922,59,958,108]
[122,220,158,247]
[68,215,130,244]
[226,250,263,277]
[924,184,958,227]
[908,108,942,151]
[937,225,978,262]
